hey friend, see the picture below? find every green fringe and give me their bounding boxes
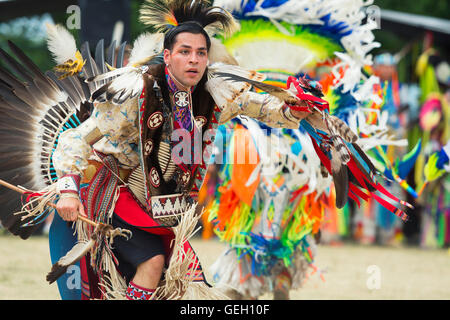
[220,19,343,66]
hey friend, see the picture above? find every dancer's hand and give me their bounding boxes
[56,197,86,222]
[286,100,311,120]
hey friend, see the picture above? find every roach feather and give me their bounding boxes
[139,0,238,35]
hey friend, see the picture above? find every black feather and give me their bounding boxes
[45,71,79,107]
[8,40,61,96]
[0,65,25,90]
[115,42,127,68]
[95,39,106,74]
[106,86,117,101]
[332,165,349,209]
[91,82,110,102]
[106,40,116,67]
[77,101,93,121]
[351,142,377,173]
[46,264,67,284]
[80,42,95,78]
[0,47,33,82]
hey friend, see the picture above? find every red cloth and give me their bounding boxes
[79,186,205,299]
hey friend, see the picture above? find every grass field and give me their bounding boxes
[0,234,449,300]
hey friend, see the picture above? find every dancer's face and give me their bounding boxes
[164,32,209,89]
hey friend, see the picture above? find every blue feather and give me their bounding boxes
[397,139,422,179]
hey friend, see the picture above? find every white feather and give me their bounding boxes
[57,239,95,266]
[88,58,149,104]
[85,32,162,104]
[215,0,381,105]
[87,66,137,83]
[208,62,265,81]
[227,39,319,73]
[206,63,266,111]
[111,21,124,48]
[108,71,144,101]
[45,23,78,65]
[129,32,163,66]
[208,38,238,65]
[46,238,95,283]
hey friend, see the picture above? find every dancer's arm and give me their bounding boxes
[220,91,306,128]
[52,117,101,221]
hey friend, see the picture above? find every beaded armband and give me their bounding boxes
[57,174,81,195]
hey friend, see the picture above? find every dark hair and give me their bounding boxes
[163,22,211,51]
